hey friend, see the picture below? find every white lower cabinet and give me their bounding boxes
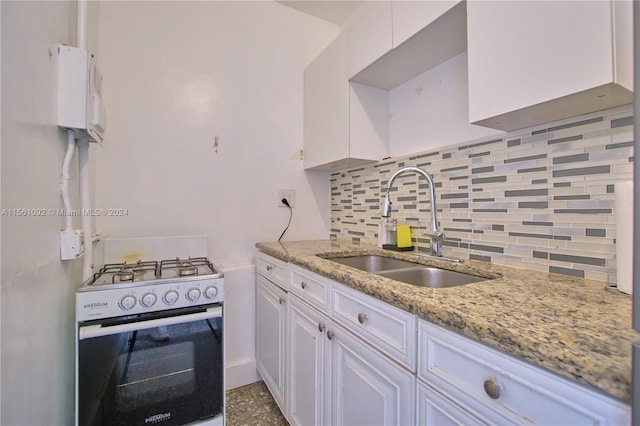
[287,292,415,426]
[330,322,415,426]
[287,295,329,426]
[255,274,287,415]
[258,256,630,426]
[416,380,488,426]
[418,320,630,425]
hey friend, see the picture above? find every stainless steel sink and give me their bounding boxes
[326,255,488,288]
[329,255,418,272]
[377,267,486,288]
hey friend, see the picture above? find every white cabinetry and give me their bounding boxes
[330,322,415,426]
[347,1,392,79]
[287,295,330,426]
[332,281,416,371]
[418,320,631,425]
[286,263,415,425]
[391,1,461,48]
[349,1,466,90]
[259,256,630,425]
[303,33,389,171]
[467,0,633,131]
[416,381,488,426]
[303,1,467,170]
[255,253,288,414]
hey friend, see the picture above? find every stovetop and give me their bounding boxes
[88,257,223,287]
[76,256,224,321]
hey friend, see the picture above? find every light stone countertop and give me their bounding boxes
[255,239,638,403]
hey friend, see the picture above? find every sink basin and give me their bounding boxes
[326,255,489,288]
[377,267,486,288]
[328,255,418,272]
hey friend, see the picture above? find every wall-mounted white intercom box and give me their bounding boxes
[56,45,106,143]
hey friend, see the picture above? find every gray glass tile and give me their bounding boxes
[548,135,583,145]
[549,266,585,278]
[611,116,633,128]
[549,253,606,266]
[552,165,610,177]
[547,116,603,131]
[553,153,589,164]
[505,189,549,197]
[472,176,507,184]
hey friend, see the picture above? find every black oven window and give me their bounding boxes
[78,316,223,426]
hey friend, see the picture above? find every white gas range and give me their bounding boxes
[75,236,225,426]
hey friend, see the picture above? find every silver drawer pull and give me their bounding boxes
[266,265,273,272]
[357,313,368,324]
[278,297,285,304]
[483,379,500,399]
[318,323,326,332]
[301,281,307,289]
[326,330,334,340]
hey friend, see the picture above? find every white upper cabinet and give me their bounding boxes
[303,32,389,171]
[467,0,633,132]
[303,33,349,170]
[349,1,466,90]
[347,1,392,79]
[391,1,460,47]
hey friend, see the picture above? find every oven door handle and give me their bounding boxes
[78,306,222,340]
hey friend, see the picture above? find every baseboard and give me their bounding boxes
[225,358,260,390]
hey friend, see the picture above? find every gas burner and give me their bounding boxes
[159,257,217,278]
[178,266,198,276]
[116,270,134,282]
[90,260,159,285]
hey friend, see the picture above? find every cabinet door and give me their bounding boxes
[467,0,633,131]
[330,324,415,426]
[287,296,330,426]
[347,1,392,78]
[416,380,488,426]
[256,275,287,413]
[391,1,460,48]
[303,32,349,170]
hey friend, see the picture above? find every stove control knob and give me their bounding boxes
[163,290,179,305]
[119,295,137,311]
[204,286,218,299]
[186,288,201,302]
[140,293,157,308]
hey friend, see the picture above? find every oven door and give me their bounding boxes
[76,304,223,426]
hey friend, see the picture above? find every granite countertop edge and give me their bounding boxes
[256,239,638,404]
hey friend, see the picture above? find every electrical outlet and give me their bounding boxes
[278,190,295,208]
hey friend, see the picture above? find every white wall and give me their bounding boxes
[95,1,335,267]
[95,1,337,389]
[1,1,83,424]
[389,52,503,157]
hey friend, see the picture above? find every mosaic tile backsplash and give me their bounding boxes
[330,106,634,283]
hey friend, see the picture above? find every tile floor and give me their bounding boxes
[226,381,288,425]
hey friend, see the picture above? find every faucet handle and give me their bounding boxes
[430,230,446,241]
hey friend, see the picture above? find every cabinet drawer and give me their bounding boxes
[256,252,287,290]
[289,264,332,314]
[418,320,630,425]
[332,282,416,371]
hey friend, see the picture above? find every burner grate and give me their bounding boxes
[159,257,217,277]
[92,260,159,284]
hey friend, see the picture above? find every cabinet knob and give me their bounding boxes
[301,281,307,289]
[326,330,334,340]
[318,323,326,332]
[483,379,500,399]
[278,297,285,304]
[266,265,273,272]
[357,313,368,324]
